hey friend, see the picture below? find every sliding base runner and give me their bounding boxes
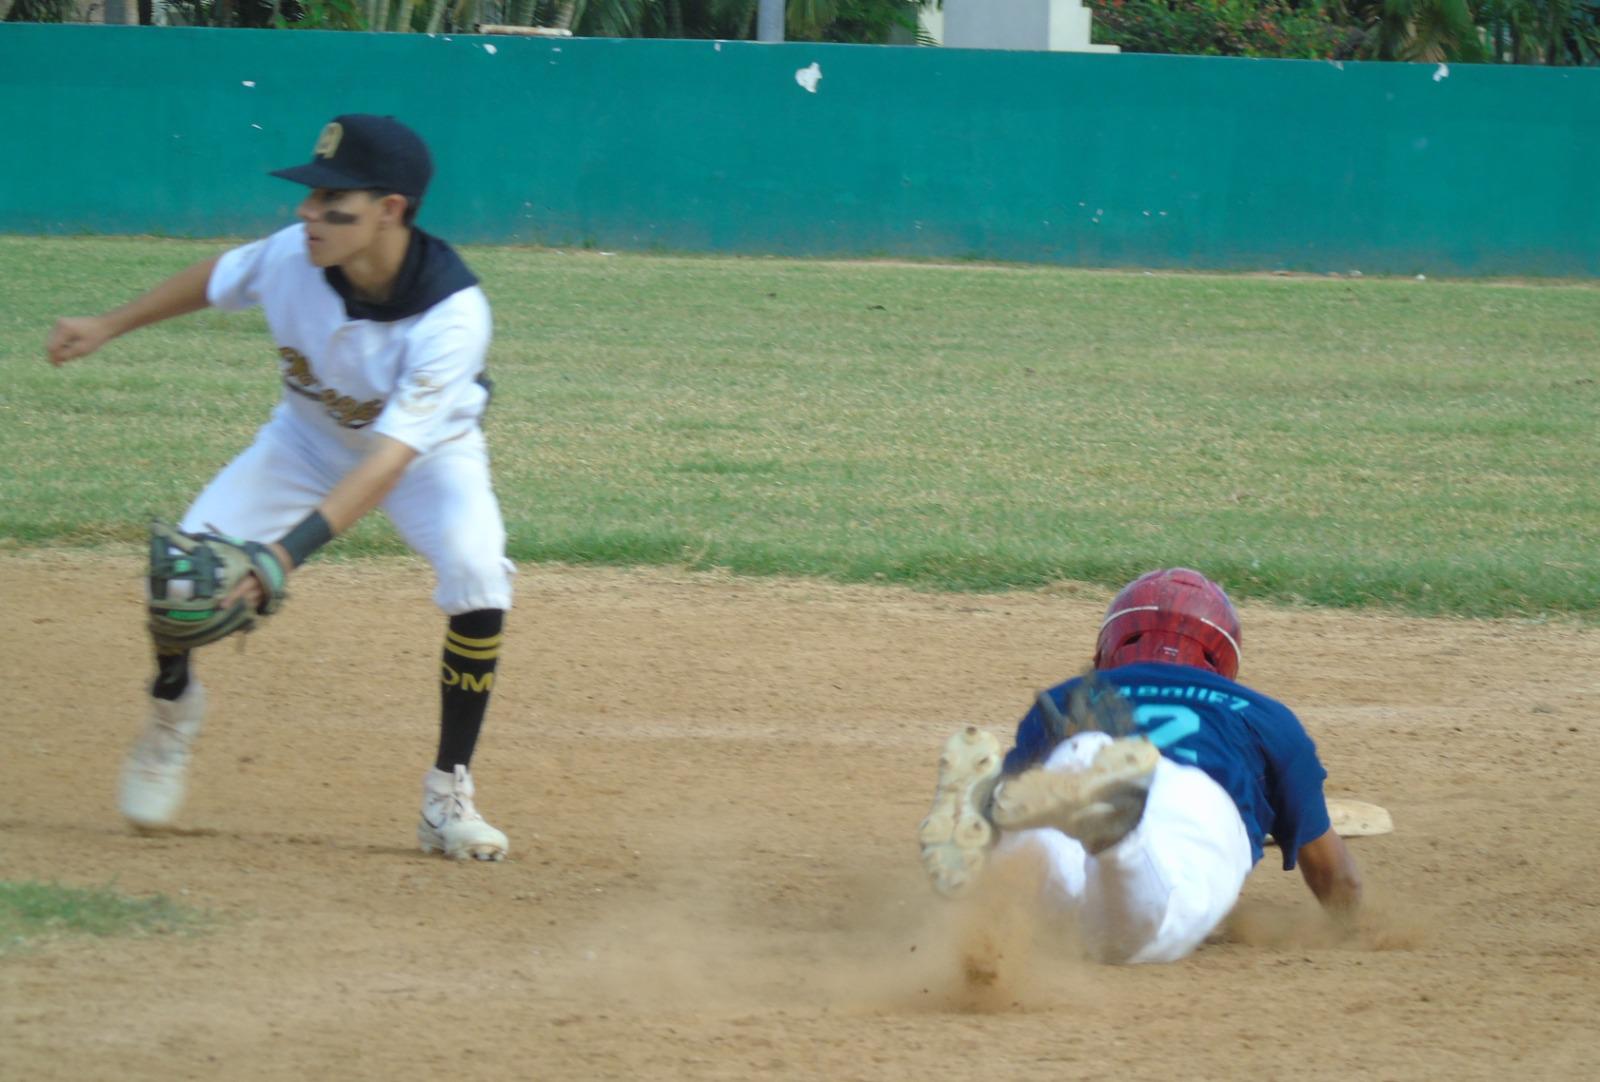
[919,568,1369,963]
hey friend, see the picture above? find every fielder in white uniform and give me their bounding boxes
[46,114,513,861]
[919,569,1363,963]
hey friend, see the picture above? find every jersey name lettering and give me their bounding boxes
[1117,683,1250,712]
[276,347,384,429]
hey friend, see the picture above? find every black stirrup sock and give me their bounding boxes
[436,609,504,772]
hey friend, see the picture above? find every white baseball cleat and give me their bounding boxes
[119,681,207,830]
[991,736,1160,854]
[419,765,509,862]
[918,726,1003,897]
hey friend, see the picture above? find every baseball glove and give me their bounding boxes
[146,519,288,652]
[1035,670,1137,748]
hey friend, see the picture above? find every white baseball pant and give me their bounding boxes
[181,412,514,615]
[998,731,1254,964]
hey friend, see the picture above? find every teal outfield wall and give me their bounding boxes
[3,23,1599,275]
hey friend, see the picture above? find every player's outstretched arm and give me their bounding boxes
[317,434,420,537]
[224,435,420,610]
[1296,827,1363,914]
[46,256,220,367]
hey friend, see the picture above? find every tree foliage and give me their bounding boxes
[511,0,920,41]
[1089,0,1359,58]
[1475,0,1600,62]
[1088,0,1600,61]
[5,0,1596,64]
[4,0,79,19]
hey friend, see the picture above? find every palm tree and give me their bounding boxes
[1374,0,1483,59]
[1477,0,1600,63]
[506,0,916,40]
[1325,0,1483,59]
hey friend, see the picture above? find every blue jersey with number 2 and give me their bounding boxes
[1001,662,1332,870]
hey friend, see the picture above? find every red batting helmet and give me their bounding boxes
[1093,568,1242,680]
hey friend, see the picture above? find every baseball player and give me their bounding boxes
[45,114,513,861]
[919,568,1362,963]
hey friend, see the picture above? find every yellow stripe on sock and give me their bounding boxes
[447,629,503,649]
[445,643,501,661]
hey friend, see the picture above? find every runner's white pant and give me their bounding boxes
[182,415,514,615]
[998,732,1253,964]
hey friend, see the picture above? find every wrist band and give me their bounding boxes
[279,510,335,569]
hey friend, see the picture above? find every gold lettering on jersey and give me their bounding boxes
[276,347,383,429]
[279,347,317,388]
[314,122,344,159]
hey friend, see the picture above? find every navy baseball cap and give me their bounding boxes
[270,114,433,198]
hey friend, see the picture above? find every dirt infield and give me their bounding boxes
[3,552,1597,1081]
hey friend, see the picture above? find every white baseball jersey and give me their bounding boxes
[182,223,513,614]
[208,223,492,455]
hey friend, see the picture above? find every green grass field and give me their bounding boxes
[2,235,1595,618]
[0,880,201,954]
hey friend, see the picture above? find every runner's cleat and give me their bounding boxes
[992,737,1159,854]
[918,726,1003,897]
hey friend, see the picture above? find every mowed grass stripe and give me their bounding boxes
[1,235,1595,618]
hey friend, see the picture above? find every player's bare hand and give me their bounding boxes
[46,316,114,366]
[224,572,268,613]
[221,542,292,612]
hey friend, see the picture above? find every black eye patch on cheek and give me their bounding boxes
[323,208,361,225]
